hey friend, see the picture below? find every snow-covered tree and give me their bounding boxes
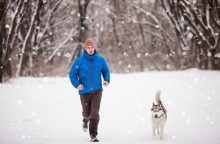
[1,0,79,81]
[0,0,7,82]
[161,0,220,69]
[1,0,220,83]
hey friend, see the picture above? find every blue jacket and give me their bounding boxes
[69,49,110,94]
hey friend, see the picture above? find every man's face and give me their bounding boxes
[86,45,95,55]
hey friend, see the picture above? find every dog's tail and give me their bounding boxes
[155,90,161,104]
[155,90,167,116]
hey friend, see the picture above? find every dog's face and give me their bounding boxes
[151,103,164,118]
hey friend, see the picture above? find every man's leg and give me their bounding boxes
[80,94,91,131]
[89,90,102,138]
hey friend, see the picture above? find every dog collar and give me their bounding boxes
[154,114,164,119]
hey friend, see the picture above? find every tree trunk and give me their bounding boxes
[3,0,24,77]
[16,0,43,77]
[0,0,6,83]
[71,0,90,62]
[213,34,220,69]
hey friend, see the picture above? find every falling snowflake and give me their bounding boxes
[145,53,149,56]
[207,96,211,101]
[5,24,10,29]
[192,0,197,4]
[127,129,133,133]
[137,53,141,58]
[21,135,26,139]
[57,52,61,57]
[193,77,199,82]
[197,41,202,44]
[106,8,110,14]
[199,32,203,36]
[207,52,211,57]
[64,53,71,58]
[186,119,191,124]
[172,136,176,139]
[17,100,23,105]
[145,12,150,16]
[182,112,186,118]
[214,53,220,58]
[36,118,41,124]
[32,111,36,117]
[206,116,210,121]
[188,32,193,38]
[187,85,193,89]
[155,25,160,29]
[128,64,131,68]
[118,61,122,65]
[71,10,75,15]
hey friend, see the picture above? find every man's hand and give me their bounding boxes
[103,81,109,86]
[77,84,84,90]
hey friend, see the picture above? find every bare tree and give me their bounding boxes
[161,0,220,69]
[16,0,44,76]
[0,0,81,80]
[1,0,219,81]
[0,0,7,82]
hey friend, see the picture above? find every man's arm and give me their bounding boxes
[101,58,110,85]
[69,60,81,88]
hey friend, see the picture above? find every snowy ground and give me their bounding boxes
[0,69,220,144]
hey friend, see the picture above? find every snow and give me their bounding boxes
[105,8,110,14]
[0,69,220,144]
[215,53,220,58]
[5,24,10,29]
[187,32,193,38]
[137,53,141,58]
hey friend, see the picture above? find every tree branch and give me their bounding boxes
[45,27,78,64]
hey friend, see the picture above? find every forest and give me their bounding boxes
[0,0,220,83]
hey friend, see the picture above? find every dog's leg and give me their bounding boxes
[153,126,156,136]
[156,127,160,135]
[160,125,164,140]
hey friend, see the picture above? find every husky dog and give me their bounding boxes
[151,90,167,139]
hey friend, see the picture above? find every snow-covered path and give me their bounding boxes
[0,69,220,144]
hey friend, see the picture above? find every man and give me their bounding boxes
[69,38,110,142]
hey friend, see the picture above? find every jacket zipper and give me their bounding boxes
[90,58,94,92]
